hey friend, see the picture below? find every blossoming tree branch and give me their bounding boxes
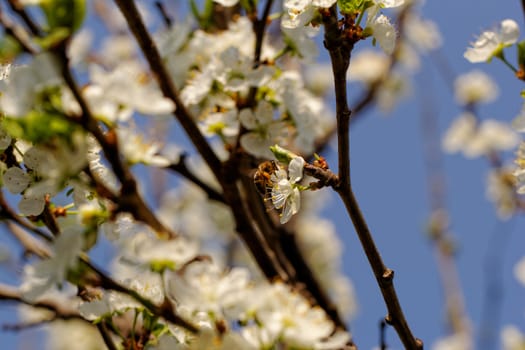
[0,0,524,349]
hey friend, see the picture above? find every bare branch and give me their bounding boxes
[321,5,422,348]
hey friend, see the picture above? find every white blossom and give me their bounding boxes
[454,70,499,105]
[117,127,171,167]
[367,14,397,55]
[464,19,520,63]
[443,113,519,158]
[20,227,84,302]
[240,100,287,159]
[501,325,525,350]
[348,50,390,84]
[3,167,31,194]
[0,53,62,118]
[213,0,239,6]
[270,157,305,224]
[167,260,251,318]
[515,256,525,287]
[432,332,472,350]
[282,0,336,29]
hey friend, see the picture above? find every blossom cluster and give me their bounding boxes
[0,1,361,349]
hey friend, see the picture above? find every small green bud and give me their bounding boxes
[270,144,298,164]
[41,0,86,36]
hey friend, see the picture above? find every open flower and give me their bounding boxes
[270,157,305,224]
[464,19,519,63]
[365,0,405,55]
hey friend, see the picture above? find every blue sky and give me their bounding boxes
[1,1,525,349]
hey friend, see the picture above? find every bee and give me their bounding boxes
[253,160,278,197]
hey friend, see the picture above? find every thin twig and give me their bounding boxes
[154,1,172,28]
[380,319,388,350]
[0,283,83,321]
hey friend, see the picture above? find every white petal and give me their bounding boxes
[288,157,305,183]
[3,167,30,194]
[500,19,520,45]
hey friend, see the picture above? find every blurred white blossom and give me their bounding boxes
[454,70,499,105]
[443,113,519,158]
[464,19,520,63]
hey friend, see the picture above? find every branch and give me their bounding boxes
[0,283,84,321]
[96,321,119,350]
[0,4,36,54]
[312,6,410,158]
[114,0,290,283]
[166,154,225,204]
[221,157,290,281]
[112,0,223,182]
[321,5,422,348]
[6,0,42,37]
[0,190,53,243]
[322,6,353,190]
[253,0,274,68]
[51,45,175,239]
[154,1,172,28]
[81,258,199,334]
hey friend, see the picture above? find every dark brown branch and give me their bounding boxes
[112,0,223,182]
[51,45,175,238]
[0,4,36,54]
[522,0,525,26]
[253,0,274,68]
[82,258,199,334]
[339,189,422,349]
[321,5,422,348]
[154,1,172,28]
[312,6,409,158]
[6,0,42,37]
[114,0,290,284]
[97,321,119,350]
[322,6,352,190]
[222,157,290,281]
[166,154,225,204]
